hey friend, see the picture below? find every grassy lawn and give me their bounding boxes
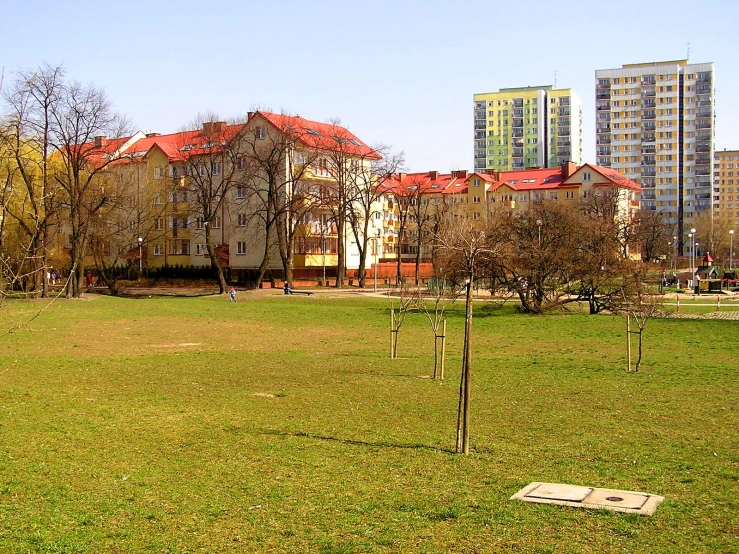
[0,291,736,553]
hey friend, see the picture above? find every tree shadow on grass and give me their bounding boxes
[261,429,454,454]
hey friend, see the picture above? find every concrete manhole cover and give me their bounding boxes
[511,482,664,515]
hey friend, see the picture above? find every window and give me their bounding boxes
[236,186,245,199]
[169,240,189,255]
[255,126,265,140]
[198,163,206,176]
[212,162,222,175]
[236,156,246,170]
[237,241,247,254]
[212,216,222,229]
[155,217,164,231]
[237,214,247,226]
[154,194,162,205]
[195,244,206,255]
[582,172,591,181]
[566,190,574,199]
[472,196,481,204]
[153,243,163,256]
[154,167,164,179]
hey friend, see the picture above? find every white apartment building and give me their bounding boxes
[595,59,714,254]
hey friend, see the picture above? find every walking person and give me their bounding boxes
[229,287,237,302]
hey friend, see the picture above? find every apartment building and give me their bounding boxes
[381,164,639,262]
[90,112,384,279]
[595,59,715,253]
[473,86,583,172]
[713,149,739,227]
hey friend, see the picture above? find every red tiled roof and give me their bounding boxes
[580,163,641,191]
[488,167,566,192]
[118,124,245,163]
[379,171,466,195]
[256,111,381,160]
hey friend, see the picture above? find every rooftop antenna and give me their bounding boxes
[687,42,690,60]
[554,70,557,88]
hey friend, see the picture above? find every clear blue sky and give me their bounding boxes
[3,0,738,172]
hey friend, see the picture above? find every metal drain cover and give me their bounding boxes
[511,482,664,515]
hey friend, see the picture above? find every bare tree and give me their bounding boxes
[387,281,419,359]
[347,146,403,288]
[239,113,325,288]
[490,201,583,313]
[1,64,65,297]
[434,208,500,455]
[49,79,132,297]
[171,115,247,294]
[417,262,461,379]
[610,264,664,372]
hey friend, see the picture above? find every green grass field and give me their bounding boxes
[0,291,737,553]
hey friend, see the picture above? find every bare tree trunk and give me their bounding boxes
[626,315,632,372]
[635,329,643,372]
[461,279,473,455]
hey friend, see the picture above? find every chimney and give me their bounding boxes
[454,170,469,179]
[94,136,107,148]
[203,121,226,136]
[562,161,578,179]
[247,111,255,122]
[429,170,439,180]
[397,172,407,182]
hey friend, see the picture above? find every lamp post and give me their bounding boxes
[374,228,380,292]
[672,236,677,271]
[730,229,734,271]
[536,219,542,247]
[690,227,697,273]
[137,236,143,276]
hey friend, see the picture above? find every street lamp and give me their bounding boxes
[690,227,697,273]
[730,229,734,271]
[536,219,542,247]
[374,228,381,292]
[137,236,143,276]
[672,236,677,272]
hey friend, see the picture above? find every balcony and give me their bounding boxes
[512,162,524,169]
[597,149,611,156]
[475,111,486,120]
[697,85,711,93]
[642,134,655,142]
[596,125,611,133]
[641,178,655,188]
[696,119,711,129]
[559,98,571,106]
[558,127,570,136]
[696,141,710,153]
[475,123,486,130]
[513,109,524,117]
[642,88,656,97]
[511,131,524,138]
[558,140,571,147]
[475,131,485,139]
[512,150,524,158]
[641,191,656,200]
[695,167,710,176]
[641,168,656,177]
[597,136,612,145]
[597,92,610,100]
[696,109,711,118]
[643,122,656,131]
[559,118,571,126]
[597,102,610,111]
[641,146,655,154]
[512,119,524,128]
[643,111,656,120]
[642,100,656,108]
[512,99,524,108]
[558,109,570,117]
